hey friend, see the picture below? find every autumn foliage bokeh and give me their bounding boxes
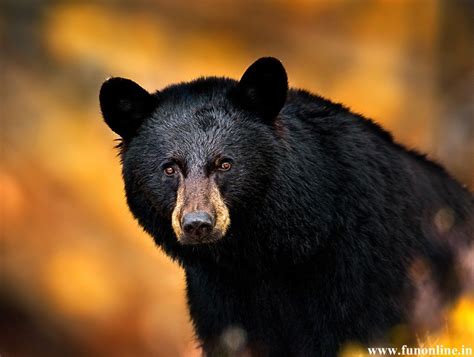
[1,1,473,356]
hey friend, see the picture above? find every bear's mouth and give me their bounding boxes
[177,230,225,245]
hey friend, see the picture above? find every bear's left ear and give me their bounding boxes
[233,57,288,121]
[99,77,157,140]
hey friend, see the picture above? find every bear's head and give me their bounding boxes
[100,57,288,247]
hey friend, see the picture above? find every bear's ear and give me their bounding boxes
[233,57,288,121]
[99,77,157,140]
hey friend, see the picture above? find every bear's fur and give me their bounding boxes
[100,57,473,356]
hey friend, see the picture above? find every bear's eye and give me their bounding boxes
[218,160,232,172]
[164,166,176,176]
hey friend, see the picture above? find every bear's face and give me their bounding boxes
[100,57,288,245]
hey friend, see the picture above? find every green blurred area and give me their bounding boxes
[1,1,473,356]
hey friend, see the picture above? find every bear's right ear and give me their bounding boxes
[99,77,157,140]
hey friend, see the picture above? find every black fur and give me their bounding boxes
[100,58,473,356]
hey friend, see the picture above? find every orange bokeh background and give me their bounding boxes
[1,1,473,356]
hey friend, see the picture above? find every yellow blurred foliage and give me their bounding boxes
[437,297,474,346]
[339,296,474,356]
[1,171,25,224]
[44,248,121,319]
[44,4,168,80]
[43,3,248,87]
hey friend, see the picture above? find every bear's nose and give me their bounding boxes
[181,211,214,239]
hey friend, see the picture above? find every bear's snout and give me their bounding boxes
[171,176,231,244]
[181,211,215,242]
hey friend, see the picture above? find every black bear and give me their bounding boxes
[99,57,473,356]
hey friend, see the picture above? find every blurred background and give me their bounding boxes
[1,0,473,356]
